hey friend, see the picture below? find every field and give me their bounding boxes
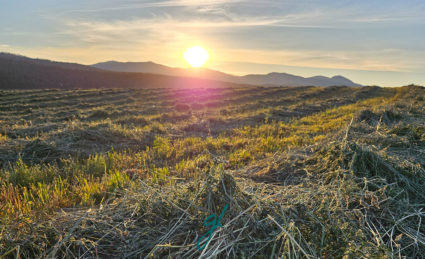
[0,85,424,258]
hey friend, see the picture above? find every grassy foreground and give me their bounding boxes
[0,85,424,258]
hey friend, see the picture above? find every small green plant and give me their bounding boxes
[229,149,252,167]
[105,169,130,192]
[0,133,6,142]
[153,136,173,160]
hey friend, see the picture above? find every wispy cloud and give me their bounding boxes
[64,17,283,32]
[46,0,245,16]
[217,48,415,72]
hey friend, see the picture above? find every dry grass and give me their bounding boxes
[0,85,424,258]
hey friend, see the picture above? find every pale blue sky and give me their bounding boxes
[1,0,425,86]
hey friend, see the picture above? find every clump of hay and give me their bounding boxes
[356,109,379,125]
[183,121,209,134]
[87,110,111,120]
[21,139,62,164]
[116,116,149,127]
[175,103,191,113]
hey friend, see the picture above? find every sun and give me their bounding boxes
[184,46,209,68]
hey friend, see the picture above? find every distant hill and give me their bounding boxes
[0,53,247,90]
[93,61,362,87]
[1,52,100,72]
[92,61,238,84]
[0,52,361,89]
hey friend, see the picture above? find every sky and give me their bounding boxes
[1,0,425,86]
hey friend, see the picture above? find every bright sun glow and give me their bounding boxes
[184,46,209,67]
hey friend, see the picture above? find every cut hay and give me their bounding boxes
[1,86,424,258]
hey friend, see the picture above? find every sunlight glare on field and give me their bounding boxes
[184,46,209,68]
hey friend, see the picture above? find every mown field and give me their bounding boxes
[0,85,424,258]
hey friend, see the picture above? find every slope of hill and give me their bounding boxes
[0,52,100,72]
[92,61,240,83]
[0,53,245,89]
[93,60,362,87]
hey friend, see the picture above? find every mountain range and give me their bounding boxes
[0,52,361,90]
[0,53,245,90]
[92,61,361,87]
